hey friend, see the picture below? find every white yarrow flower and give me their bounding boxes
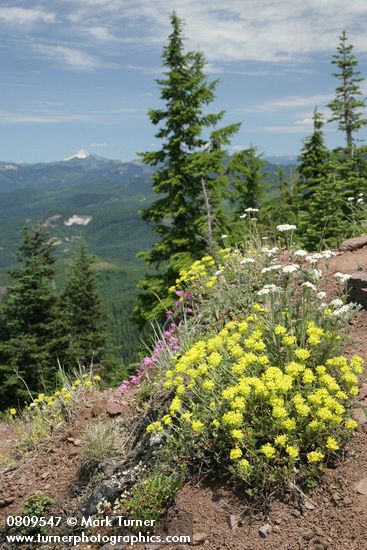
[316,291,327,299]
[334,272,351,282]
[347,197,354,201]
[310,269,323,280]
[239,213,247,219]
[221,234,228,238]
[330,298,344,308]
[332,304,352,317]
[294,249,308,257]
[282,264,300,274]
[257,284,282,296]
[306,253,323,264]
[245,207,259,212]
[276,224,297,231]
[261,264,282,274]
[215,270,223,276]
[322,250,336,259]
[302,282,317,291]
[240,258,256,265]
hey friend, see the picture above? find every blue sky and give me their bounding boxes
[1,0,367,163]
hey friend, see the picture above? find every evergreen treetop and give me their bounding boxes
[327,31,367,152]
[136,12,240,323]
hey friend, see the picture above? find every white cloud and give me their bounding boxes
[34,45,102,70]
[243,93,332,113]
[0,7,55,24]
[254,124,335,134]
[0,110,90,124]
[61,0,367,64]
[84,26,117,41]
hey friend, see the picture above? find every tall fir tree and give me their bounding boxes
[61,242,107,367]
[327,31,367,153]
[0,226,67,407]
[227,145,266,215]
[298,109,329,202]
[135,13,240,323]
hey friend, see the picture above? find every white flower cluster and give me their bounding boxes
[261,246,279,257]
[282,264,300,274]
[332,303,355,318]
[334,272,351,283]
[257,284,282,296]
[276,224,297,231]
[302,281,317,291]
[261,264,282,274]
[294,249,308,257]
[240,257,256,265]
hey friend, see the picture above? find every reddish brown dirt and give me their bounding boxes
[0,388,133,521]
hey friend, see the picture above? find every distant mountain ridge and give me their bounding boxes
[0,150,153,192]
[0,151,296,192]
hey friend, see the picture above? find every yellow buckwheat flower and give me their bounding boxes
[230,448,243,460]
[274,434,288,446]
[307,451,324,463]
[238,459,251,471]
[286,446,299,460]
[326,437,339,451]
[261,443,276,458]
[274,325,287,336]
[192,420,204,432]
[345,419,358,430]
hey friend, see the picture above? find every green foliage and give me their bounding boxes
[136,13,240,324]
[125,472,183,527]
[0,226,68,407]
[20,492,53,534]
[327,31,367,151]
[228,145,266,213]
[21,492,53,517]
[298,110,329,202]
[61,242,108,367]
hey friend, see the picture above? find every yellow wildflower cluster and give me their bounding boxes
[168,248,240,294]
[146,314,363,481]
[11,373,102,416]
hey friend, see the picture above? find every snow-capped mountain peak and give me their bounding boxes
[64,149,90,161]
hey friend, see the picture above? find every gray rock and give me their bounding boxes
[340,236,367,251]
[192,532,208,545]
[303,530,315,541]
[353,408,367,425]
[83,480,121,516]
[356,477,367,496]
[347,272,367,308]
[227,513,240,531]
[259,524,272,538]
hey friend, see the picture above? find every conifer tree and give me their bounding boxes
[297,109,329,211]
[0,226,66,406]
[62,242,107,367]
[327,31,367,152]
[227,145,266,215]
[301,162,350,249]
[135,13,240,323]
